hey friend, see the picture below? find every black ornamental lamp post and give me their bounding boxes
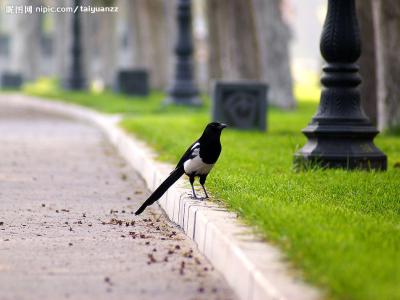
[165,0,201,106]
[294,0,387,170]
[64,0,86,90]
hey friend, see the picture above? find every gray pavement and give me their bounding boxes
[0,98,237,300]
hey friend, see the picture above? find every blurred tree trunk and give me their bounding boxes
[206,0,224,81]
[372,0,400,131]
[39,14,57,77]
[163,0,176,81]
[206,0,261,81]
[54,0,72,82]
[129,0,171,90]
[11,0,41,81]
[115,0,134,68]
[80,0,117,87]
[97,12,117,87]
[206,0,295,109]
[356,0,377,125]
[252,0,295,109]
[122,0,140,67]
[81,5,94,86]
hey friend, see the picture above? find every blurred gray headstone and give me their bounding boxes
[212,81,268,131]
[115,69,149,96]
[1,73,23,89]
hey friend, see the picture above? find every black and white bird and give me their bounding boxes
[135,122,227,215]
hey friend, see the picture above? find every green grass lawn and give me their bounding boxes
[23,79,400,300]
[23,78,206,115]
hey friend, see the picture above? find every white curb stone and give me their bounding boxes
[8,94,321,300]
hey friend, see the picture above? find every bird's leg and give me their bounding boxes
[191,183,198,199]
[189,176,198,199]
[199,175,209,199]
[201,185,209,199]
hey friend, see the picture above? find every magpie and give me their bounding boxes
[135,122,227,215]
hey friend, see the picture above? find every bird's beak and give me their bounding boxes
[219,123,228,129]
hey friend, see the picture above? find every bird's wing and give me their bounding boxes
[173,140,200,171]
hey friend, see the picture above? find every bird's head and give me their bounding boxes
[201,122,227,140]
[207,122,228,131]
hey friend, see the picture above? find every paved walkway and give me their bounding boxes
[0,98,236,300]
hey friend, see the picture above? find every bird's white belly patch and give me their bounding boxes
[184,156,214,175]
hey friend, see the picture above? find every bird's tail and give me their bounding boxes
[135,166,184,215]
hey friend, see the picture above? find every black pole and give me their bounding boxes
[294,0,387,170]
[165,0,201,106]
[65,0,86,90]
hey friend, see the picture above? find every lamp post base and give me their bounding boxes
[63,77,87,91]
[294,123,387,171]
[164,83,202,106]
[164,96,202,106]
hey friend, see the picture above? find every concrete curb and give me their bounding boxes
[8,95,321,300]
